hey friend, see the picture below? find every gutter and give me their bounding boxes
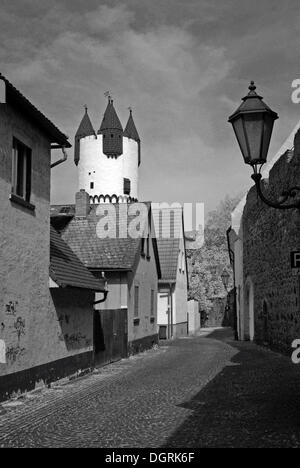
[51,146,68,168]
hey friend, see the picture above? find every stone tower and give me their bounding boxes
[74,98,140,203]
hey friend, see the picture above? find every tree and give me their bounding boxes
[187,194,241,320]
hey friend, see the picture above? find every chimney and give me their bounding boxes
[75,189,90,218]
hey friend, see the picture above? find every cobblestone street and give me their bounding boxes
[1,328,300,448]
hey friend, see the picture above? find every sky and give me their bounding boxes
[1,0,300,213]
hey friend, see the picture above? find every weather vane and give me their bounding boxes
[104,91,112,101]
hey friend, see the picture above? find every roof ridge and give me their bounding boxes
[0,73,70,147]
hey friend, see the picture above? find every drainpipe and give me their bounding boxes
[93,290,108,305]
[169,283,173,338]
[50,146,68,169]
[93,272,108,306]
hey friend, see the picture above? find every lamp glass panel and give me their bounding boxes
[261,114,275,163]
[243,113,264,163]
[232,116,249,162]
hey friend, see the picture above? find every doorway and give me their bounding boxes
[244,277,255,341]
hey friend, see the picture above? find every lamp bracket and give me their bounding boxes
[251,173,300,210]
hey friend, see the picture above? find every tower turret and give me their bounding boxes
[75,99,140,203]
[74,106,96,166]
[122,108,140,200]
[98,97,123,157]
[124,109,141,166]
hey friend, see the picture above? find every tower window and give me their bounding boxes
[90,182,94,189]
[123,178,131,195]
[111,134,114,138]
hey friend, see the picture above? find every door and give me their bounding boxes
[94,309,128,367]
[157,292,170,338]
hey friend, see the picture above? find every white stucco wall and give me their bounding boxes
[127,238,158,343]
[77,135,139,200]
[96,272,127,311]
[122,138,139,200]
[188,300,200,335]
[174,234,188,328]
[78,135,123,197]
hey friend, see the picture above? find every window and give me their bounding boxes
[90,182,94,189]
[141,237,145,257]
[146,233,150,259]
[134,285,139,317]
[123,178,131,195]
[150,289,155,316]
[12,138,32,202]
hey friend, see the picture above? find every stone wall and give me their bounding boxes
[242,131,300,354]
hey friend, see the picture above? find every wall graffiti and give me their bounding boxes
[5,301,18,316]
[6,345,25,363]
[58,332,91,347]
[14,317,25,342]
[64,332,91,348]
[58,314,70,325]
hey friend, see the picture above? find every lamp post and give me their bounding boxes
[228,81,300,210]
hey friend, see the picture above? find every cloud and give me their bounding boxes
[1,0,299,211]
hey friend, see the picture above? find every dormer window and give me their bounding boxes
[124,178,131,195]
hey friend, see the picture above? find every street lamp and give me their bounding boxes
[228,81,300,210]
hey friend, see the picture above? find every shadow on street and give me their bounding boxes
[162,328,300,448]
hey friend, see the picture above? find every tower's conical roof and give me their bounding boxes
[123,110,140,142]
[74,106,96,166]
[75,106,96,138]
[98,98,123,133]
